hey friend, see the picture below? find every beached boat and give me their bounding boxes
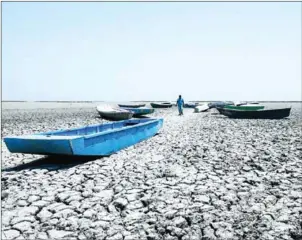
[224,105,265,111]
[217,107,291,119]
[120,107,155,116]
[150,102,172,108]
[225,101,235,106]
[97,106,133,121]
[194,104,210,113]
[234,101,248,106]
[4,118,164,156]
[118,103,146,108]
[184,102,197,108]
[208,101,234,109]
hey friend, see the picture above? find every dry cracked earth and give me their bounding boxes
[1,104,302,240]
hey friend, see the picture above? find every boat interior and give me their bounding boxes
[43,119,152,137]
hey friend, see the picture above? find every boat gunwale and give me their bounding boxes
[118,104,146,108]
[219,107,291,112]
[120,107,155,112]
[150,102,172,105]
[150,102,173,108]
[223,105,265,110]
[83,118,161,140]
[4,118,162,140]
[96,107,132,114]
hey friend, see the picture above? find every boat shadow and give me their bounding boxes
[2,155,103,172]
[133,115,151,119]
[95,115,110,121]
[210,112,221,115]
[213,115,228,119]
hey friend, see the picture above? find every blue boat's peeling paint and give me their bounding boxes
[4,118,163,156]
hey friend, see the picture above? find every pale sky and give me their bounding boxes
[2,2,301,101]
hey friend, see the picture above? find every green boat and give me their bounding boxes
[224,105,265,111]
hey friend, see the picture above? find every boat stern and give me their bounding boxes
[4,135,78,155]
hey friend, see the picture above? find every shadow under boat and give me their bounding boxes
[2,155,103,172]
[133,115,151,119]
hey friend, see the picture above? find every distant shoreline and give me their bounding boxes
[2,101,300,110]
[2,100,302,103]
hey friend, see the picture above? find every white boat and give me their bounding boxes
[194,104,210,113]
[96,105,133,121]
[234,101,248,106]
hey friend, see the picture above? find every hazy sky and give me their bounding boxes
[2,2,301,101]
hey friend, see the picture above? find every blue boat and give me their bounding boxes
[4,118,163,156]
[120,107,155,116]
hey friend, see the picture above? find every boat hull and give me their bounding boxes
[4,136,76,155]
[194,104,210,113]
[150,103,172,108]
[121,107,155,116]
[97,110,133,121]
[217,108,291,119]
[118,104,146,108]
[224,105,265,111]
[4,118,164,156]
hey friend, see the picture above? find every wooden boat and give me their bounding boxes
[217,107,291,119]
[118,103,146,108]
[96,106,133,121]
[184,102,197,108]
[224,105,265,111]
[194,104,210,113]
[120,107,155,116]
[150,102,172,108]
[4,118,164,156]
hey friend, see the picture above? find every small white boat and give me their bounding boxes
[194,104,210,113]
[96,105,133,121]
[234,101,248,106]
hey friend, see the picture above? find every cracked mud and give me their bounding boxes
[1,104,302,240]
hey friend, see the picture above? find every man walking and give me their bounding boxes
[177,95,184,116]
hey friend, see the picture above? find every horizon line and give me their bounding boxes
[2,100,302,103]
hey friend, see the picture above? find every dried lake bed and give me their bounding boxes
[1,102,302,240]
